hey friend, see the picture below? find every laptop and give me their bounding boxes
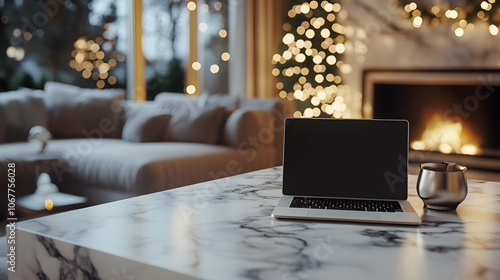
[272,118,421,225]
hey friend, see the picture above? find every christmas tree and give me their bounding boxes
[274,0,347,118]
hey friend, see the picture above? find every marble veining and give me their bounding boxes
[10,167,500,280]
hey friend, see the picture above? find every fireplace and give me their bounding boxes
[362,69,500,171]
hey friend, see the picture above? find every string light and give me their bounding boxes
[69,22,121,88]
[186,85,196,94]
[187,1,197,11]
[6,46,25,61]
[198,23,208,32]
[398,0,500,36]
[0,15,9,24]
[192,61,201,70]
[210,64,220,73]
[219,29,228,38]
[214,1,222,11]
[274,1,348,118]
[221,52,230,61]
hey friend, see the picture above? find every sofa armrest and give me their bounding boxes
[223,108,275,151]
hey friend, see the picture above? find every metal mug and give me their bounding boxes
[417,162,468,210]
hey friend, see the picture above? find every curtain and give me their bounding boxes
[246,0,288,98]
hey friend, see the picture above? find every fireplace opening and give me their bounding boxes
[363,69,500,171]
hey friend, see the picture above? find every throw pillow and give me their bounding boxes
[44,82,125,139]
[223,108,275,149]
[0,89,49,143]
[160,104,226,145]
[198,92,241,109]
[157,100,226,144]
[122,112,171,143]
[154,92,195,103]
[122,100,161,120]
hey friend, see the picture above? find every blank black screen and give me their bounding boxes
[283,119,408,200]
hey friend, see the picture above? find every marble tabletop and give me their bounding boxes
[10,167,500,280]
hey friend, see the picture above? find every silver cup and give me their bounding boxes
[417,162,468,210]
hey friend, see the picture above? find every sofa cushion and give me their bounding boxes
[122,113,171,143]
[198,92,241,109]
[223,108,275,150]
[156,99,226,144]
[44,82,125,139]
[122,100,160,120]
[0,88,49,143]
[168,106,226,144]
[43,139,276,194]
[156,92,241,145]
[154,92,196,103]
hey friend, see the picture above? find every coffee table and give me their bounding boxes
[9,167,500,280]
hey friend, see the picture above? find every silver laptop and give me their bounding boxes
[272,118,421,225]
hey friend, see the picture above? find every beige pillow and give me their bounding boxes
[44,82,125,139]
[155,97,227,144]
[223,108,275,149]
[198,92,241,109]
[161,105,227,144]
[122,112,171,143]
[0,89,49,142]
[122,100,160,121]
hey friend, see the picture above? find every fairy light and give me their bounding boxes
[221,52,230,61]
[70,26,121,88]
[219,29,227,38]
[455,27,465,37]
[186,85,196,94]
[210,64,220,73]
[0,15,9,24]
[187,1,196,11]
[274,1,347,118]
[198,23,208,32]
[490,24,499,35]
[398,0,500,36]
[191,61,201,71]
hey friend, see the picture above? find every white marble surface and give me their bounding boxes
[10,167,500,280]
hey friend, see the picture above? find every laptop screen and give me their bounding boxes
[283,118,408,200]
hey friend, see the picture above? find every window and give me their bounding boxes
[143,0,190,99]
[1,0,232,98]
[142,0,229,99]
[197,0,229,95]
[0,0,127,91]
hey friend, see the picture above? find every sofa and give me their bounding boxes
[0,82,294,205]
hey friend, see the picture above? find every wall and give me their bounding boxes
[339,0,500,118]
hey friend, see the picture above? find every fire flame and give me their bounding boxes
[45,199,54,211]
[411,114,479,155]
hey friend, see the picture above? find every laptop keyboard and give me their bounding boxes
[290,197,404,213]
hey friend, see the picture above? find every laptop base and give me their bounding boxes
[272,196,421,225]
